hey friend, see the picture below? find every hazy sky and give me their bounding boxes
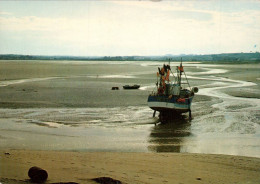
[0,0,259,56]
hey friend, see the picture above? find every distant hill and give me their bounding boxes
[170,52,260,62]
[0,53,259,62]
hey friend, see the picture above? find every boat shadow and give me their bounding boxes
[148,115,191,153]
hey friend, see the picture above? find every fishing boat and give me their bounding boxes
[147,61,198,122]
[123,84,140,90]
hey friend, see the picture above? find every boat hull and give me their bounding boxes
[147,95,193,113]
[123,85,140,89]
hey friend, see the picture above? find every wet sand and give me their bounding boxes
[0,60,260,183]
[0,60,152,108]
[213,63,260,98]
[1,61,258,108]
[1,150,260,184]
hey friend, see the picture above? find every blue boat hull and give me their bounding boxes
[147,95,193,113]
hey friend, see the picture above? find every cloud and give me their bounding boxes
[0,16,80,32]
[111,0,215,23]
[0,1,259,55]
[0,11,12,15]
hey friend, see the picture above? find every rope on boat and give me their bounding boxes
[183,70,191,91]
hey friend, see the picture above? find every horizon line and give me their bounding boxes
[1,51,259,58]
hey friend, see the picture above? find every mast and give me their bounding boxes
[168,58,171,84]
[176,58,183,87]
[179,58,182,86]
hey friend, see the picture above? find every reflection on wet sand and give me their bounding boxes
[148,116,191,152]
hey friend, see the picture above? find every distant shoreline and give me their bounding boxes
[0,52,260,62]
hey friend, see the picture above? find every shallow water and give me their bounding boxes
[0,61,259,157]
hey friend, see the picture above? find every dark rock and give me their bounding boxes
[51,182,79,184]
[92,177,122,184]
[196,177,202,180]
[28,166,48,183]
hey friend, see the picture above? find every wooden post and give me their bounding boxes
[153,110,156,117]
[189,109,192,119]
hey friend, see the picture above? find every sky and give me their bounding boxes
[0,0,260,56]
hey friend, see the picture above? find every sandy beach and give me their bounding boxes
[1,150,260,184]
[0,60,260,183]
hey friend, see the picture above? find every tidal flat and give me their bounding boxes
[0,60,260,184]
[0,60,259,157]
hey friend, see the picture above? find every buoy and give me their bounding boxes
[192,87,199,93]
